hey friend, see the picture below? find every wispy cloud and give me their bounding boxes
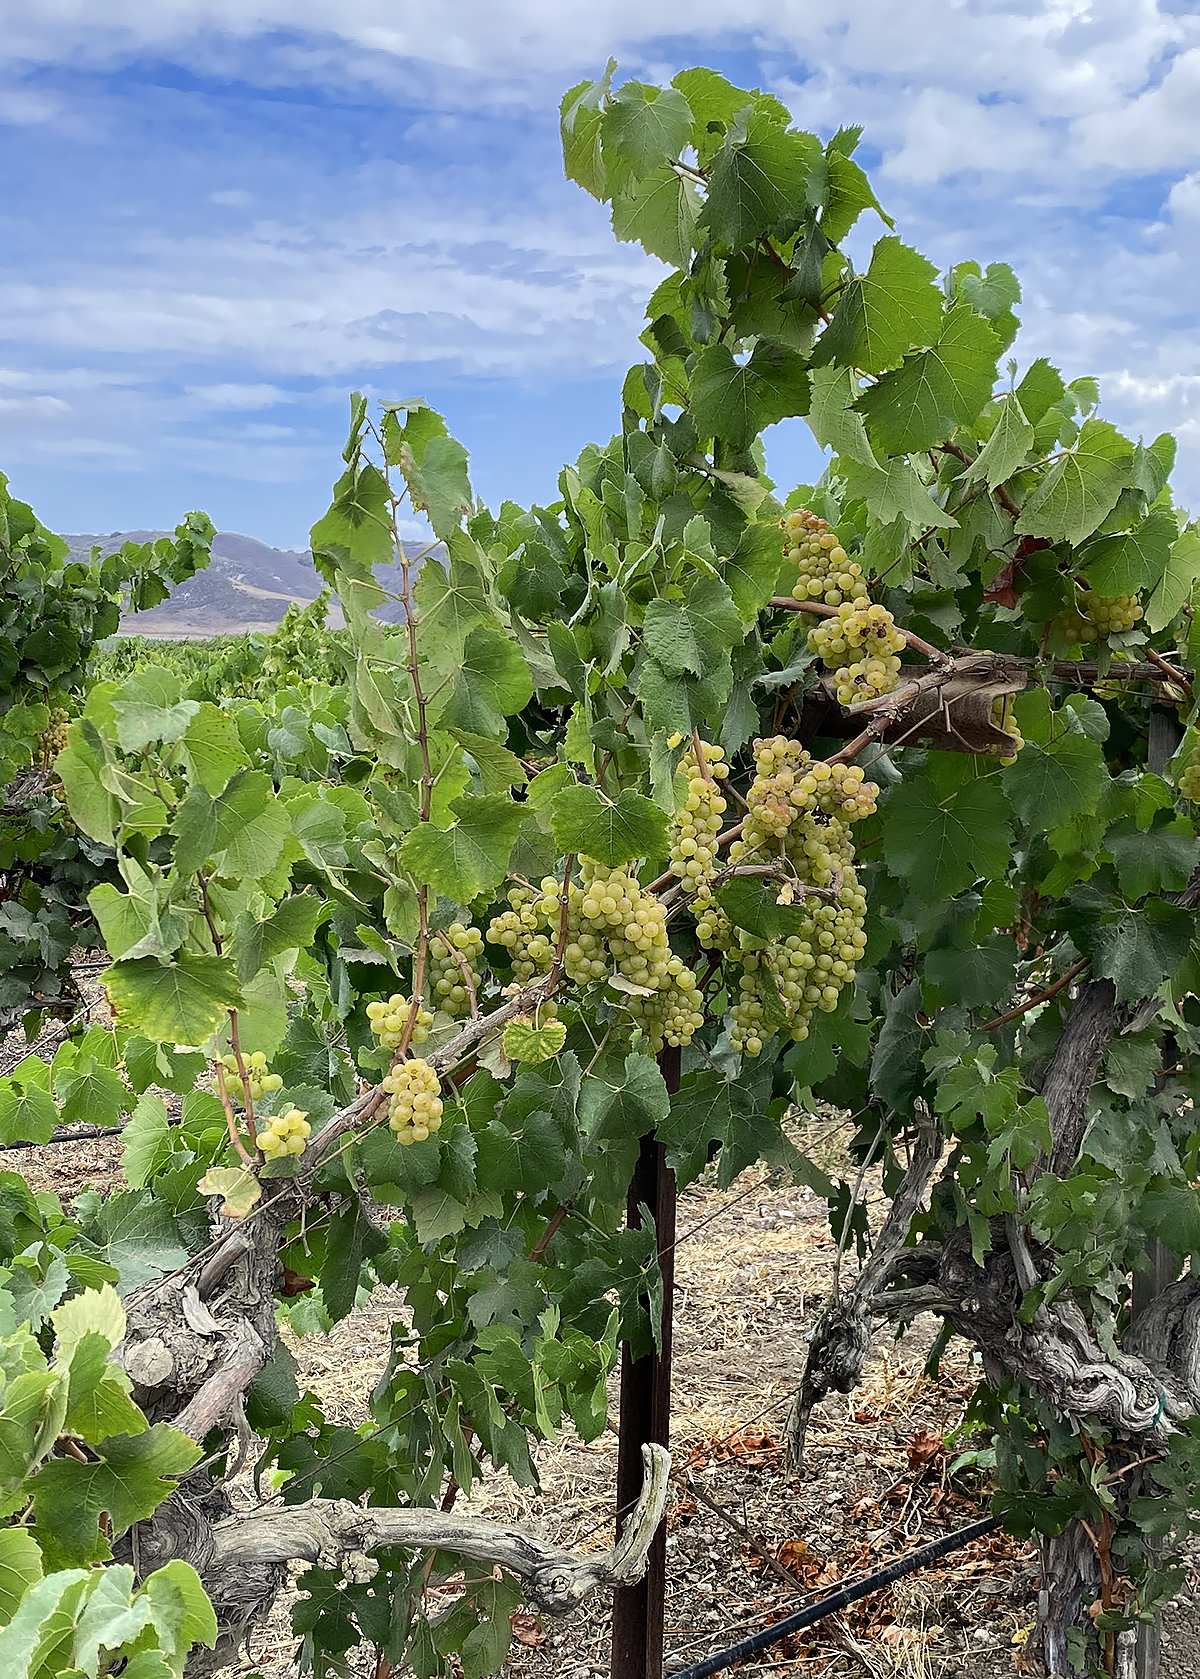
[0,1,1196,539]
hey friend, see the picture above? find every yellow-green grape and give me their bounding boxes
[383,1058,444,1144]
[487,886,557,982]
[810,603,906,706]
[366,994,434,1051]
[696,899,735,953]
[1178,748,1200,803]
[259,1107,311,1159]
[811,761,878,822]
[41,707,70,765]
[747,735,814,838]
[669,741,729,897]
[430,921,485,1017]
[782,509,868,607]
[220,1051,283,1106]
[983,694,1024,766]
[1054,592,1144,645]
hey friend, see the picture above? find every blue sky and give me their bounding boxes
[1,2,1198,550]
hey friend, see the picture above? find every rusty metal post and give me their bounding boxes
[610,1045,679,1679]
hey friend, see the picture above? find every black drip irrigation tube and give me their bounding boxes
[672,1513,1001,1679]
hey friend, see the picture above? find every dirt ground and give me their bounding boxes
[5,1003,1199,1678]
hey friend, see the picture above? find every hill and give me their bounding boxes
[63,530,430,636]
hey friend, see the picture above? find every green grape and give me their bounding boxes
[383,1058,444,1144]
[981,694,1024,765]
[430,920,486,1017]
[782,509,868,607]
[810,602,906,706]
[220,1051,284,1106]
[668,739,729,898]
[1178,745,1200,803]
[259,1107,311,1160]
[1053,591,1144,645]
[366,994,434,1051]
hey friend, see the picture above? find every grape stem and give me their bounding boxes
[979,956,1091,1033]
[768,595,948,664]
[212,1056,257,1170]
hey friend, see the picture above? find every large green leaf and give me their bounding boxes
[882,768,1013,898]
[1081,901,1193,1002]
[1015,419,1134,545]
[611,165,701,266]
[440,627,533,737]
[701,110,818,247]
[1003,733,1108,832]
[601,81,692,180]
[856,304,1000,455]
[813,237,943,375]
[101,954,243,1047]
[690,339,810,448]
[550,785,669,866]
[961,393,1034,488]
[30,1424,202,1565]
[641,574,741,680]
[398,796,524,903]
[1081,509,1175,597]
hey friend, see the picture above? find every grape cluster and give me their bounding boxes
[220,1050,283,1107]
[40,708,70,766]
[430,921,485,1017]
[1178,744,1200,803]
[721,732,871,1056]
[366,994,434,1051]
[810,603,906,706]
[384,1058,444,1144]
[668,740,729,898]
[982,694,1024,766]
[783,510,869,607]
[1053,592,1144,645]
[746,738,879,834]
[258,1107,311,1160]
[486,859,707,1051]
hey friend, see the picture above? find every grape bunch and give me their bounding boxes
[219,1050,283,1107]
[487,859,707,1051]
[40,708,70,766]
[982,694,1024,766]
[746,739,879,835]
[783,509,869,607]
[366,994,434,1050]
[668,740,729,898]
[258,1107,311,1160]
[384,1058,444,1144]
[430,921,485,1017]
[1178,740,1200,802]
[1053,592,1144,645]
[809,603,906,706]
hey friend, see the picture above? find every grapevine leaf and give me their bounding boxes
[1015,358,1066,424]
[121,1095,173,1191]
[30,1424,202,1566]
[1015,419,1135,545]
[1081,509,1175,596]
[579,1052,671,1140]
[0,1527,43,1625]
[856,304,1000,456]
[321,1196,387,1321]
[1105,819,1200,900]
[550,785,669,866]
[601,82,693,180]
[398,436,472,539]
[195,1167,262,1221]
[813,237,943,375]
[440,626,534,737]
[641,574,741,679]
[101,954,243,1048]
[310,461,394,576]
[701,110,818,246]
[882,770,1013,898]
[961,393,1034,488]
[657,1066,777,1188]
[180,703,249,795]
[1003,733,1107,832]
[398,795,524,903]
[1080,901,1193,1002]
[870,980,924,1110]
[611,165,700,266]
[501,1019,567,1065]
[924,939,1018,1008]
[690,340,810,448]
[560,62,614,199]
[0,1071,57,1147]
[838,454,957,529]
[71,1191,189,1294]
[1147,524,1200,634]
[232,895,325,985]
